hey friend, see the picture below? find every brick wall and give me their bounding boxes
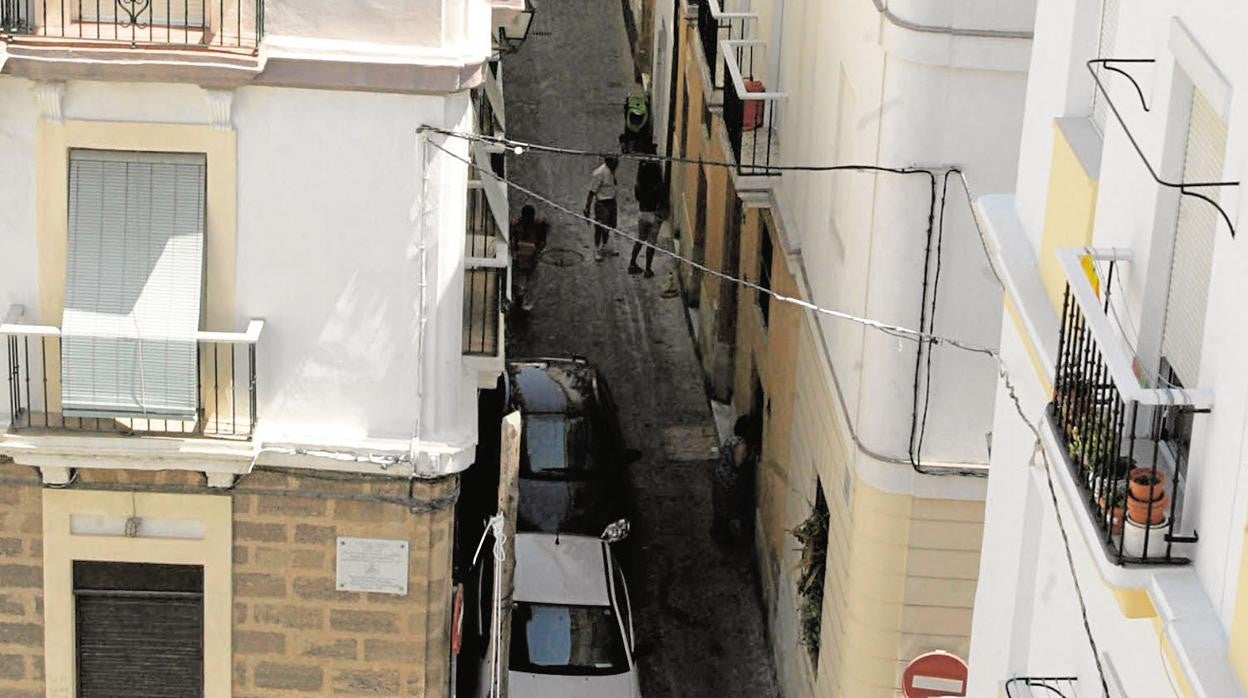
[0,460,46,698]
[0,459,458,697]
[232,470,457,697]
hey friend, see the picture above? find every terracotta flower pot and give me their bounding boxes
[1127,490,1169,526]
[1128,467,1167,503]
[1099,493,1126,534]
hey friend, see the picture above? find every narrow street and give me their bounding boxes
[502,4,780,697]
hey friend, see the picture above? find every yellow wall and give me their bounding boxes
[1038,120,1099,311]
[1228,526,1248,690]
[774,321,983,697]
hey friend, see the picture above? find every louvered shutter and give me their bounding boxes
[76,595,204,696]
[1091,0,1120,135]
[1160,90,1226,386]
[74,561,203,697]
[62,150,206,419]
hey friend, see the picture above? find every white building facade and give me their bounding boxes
[0,1,513,693]
[972,1,1248,695]
[662,0,1035,694]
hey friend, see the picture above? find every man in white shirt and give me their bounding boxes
[583,156,620,261]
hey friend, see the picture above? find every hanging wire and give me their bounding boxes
[424,128,1112,694]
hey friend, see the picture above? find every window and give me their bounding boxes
[62,150,206,419]
[1159,88,1226,387]
[1158,358,1194,467]
[757,219,773,326]
[521,414,604,478]
[794,482,829,669]
[678,84,690,159]
[74,561,204,696]
[717,192,742,344]
[1090,0,1120,135]
[510,603,629,676]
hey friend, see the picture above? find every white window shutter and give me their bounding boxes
[1160,90,1226,386]
[1091,0,1120,135]
[62,150,206,419]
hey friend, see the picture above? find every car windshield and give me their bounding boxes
[523,414,603,478]
[510,602,629,676]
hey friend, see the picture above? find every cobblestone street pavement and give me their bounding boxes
[500,3,779,696]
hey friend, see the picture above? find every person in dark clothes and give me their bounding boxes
[711,415,760,543]
[630,144,664,277]
[510,204,549,311]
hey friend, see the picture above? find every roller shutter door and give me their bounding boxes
[74,561,204,697]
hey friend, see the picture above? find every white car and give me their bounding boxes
[507,532,641,698]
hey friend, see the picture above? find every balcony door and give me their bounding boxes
[1160,88,1226,389]
[62,149,206,420]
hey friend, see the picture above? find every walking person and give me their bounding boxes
[583,155,620,261]
[510,204,548,312]
[630,146,664,277]
[711,415,760,543]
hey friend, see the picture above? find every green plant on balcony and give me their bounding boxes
[792,505,828,663]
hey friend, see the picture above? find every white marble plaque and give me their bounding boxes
[335,537,409,595]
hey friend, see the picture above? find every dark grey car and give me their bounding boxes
[506,357,637,536]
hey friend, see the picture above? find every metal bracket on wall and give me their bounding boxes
[1087,58,1240,238]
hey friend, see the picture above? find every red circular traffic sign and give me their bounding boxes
[902,651,968,698]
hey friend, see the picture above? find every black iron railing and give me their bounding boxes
[695,0,752,90]
[4,314,262,440]
[463,268,502,356]
[463,186,503,357]
[723,42,779,176]
[1,0,264,51]
[1052,270,1198,565]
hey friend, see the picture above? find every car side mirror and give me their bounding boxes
[622,448,642,464]
[601,518,630,543]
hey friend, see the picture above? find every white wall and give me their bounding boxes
[773,0,1031,479]
[264,0,489,51]
[233,86,475,452]
[0,78,483,463]
[0,78,39,323]
[972,0,1248,692]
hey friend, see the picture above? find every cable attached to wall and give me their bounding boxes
[1087,58,1240,237]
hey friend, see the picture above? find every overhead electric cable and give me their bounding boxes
[424,131,1111,690]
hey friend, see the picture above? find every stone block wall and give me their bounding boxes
[232,470,458,697]
[0,459,458,697]
[0,461,46,698]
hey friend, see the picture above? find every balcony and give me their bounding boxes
[463,184,504,357]
[695,0,755,90]
[1049,248,1211,566]
[722,38,782,177]
[462,142,508,359]
[1,0,263,51]
[3,305,263,440]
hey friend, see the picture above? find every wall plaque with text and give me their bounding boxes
[335,537,409,595]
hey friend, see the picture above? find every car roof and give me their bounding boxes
[508,359,598,415]
[513,532,610,607]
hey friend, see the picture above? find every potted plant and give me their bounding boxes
[1126,479,1169,526]
[1128,467,1167,503]
[1098,485,1126,534]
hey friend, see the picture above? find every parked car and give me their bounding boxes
[508,531,641,697]
[505,358,640,536]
